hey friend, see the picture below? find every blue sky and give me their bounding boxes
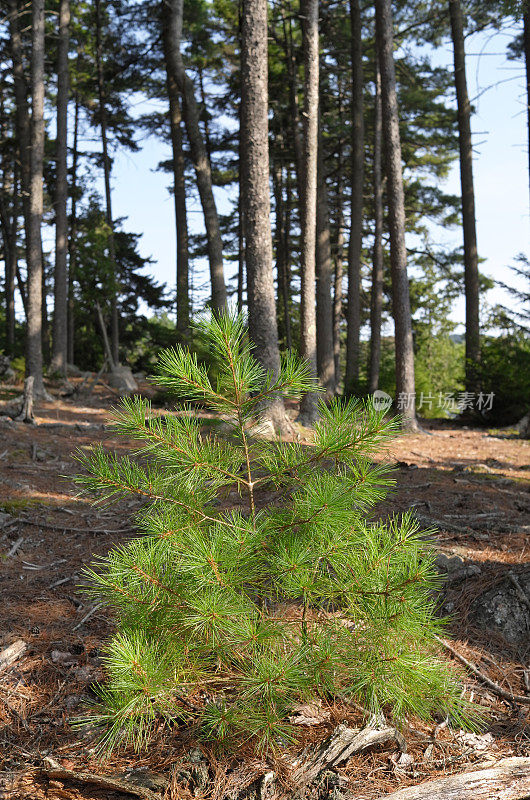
[100,21,529,331]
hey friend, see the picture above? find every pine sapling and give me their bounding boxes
[74,312,476,754]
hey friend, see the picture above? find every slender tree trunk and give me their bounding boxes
[449,0,480,393]
[375,0,417,430]
[198,65,212,167]
[368,64,384,394]
[7,0,31,237]
[272,148,292,350]
[51,0,70,376]
[237,179,245,314]
[298,0,320,424]
[8,0,36,329]
[26,0,46,396]
[168,0,226,312]
[0,157,17,354]
[333,83,345,388]
[281,10,305,206]
[333,219,344,389]
[316,130,336,397]
[95,0,119,368]
[345,0,364,394]
[241,0,289,432]
[161,0,190,340]
[522,8,530,221]
[68,88,80,366]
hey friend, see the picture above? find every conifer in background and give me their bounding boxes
[75,312,474,754]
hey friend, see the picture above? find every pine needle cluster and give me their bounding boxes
[74,312,474,754]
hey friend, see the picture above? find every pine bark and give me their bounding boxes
[449,0,480,393]
[95,0,119,368]
[68,88,80,366]
[316,130,336,397]
[168,0,226,312]
[375,0,417,430]
[281,10,305,207]
[26,0,46,396]
[0,162,17,354]
[51,0,70,376]
[523,10,530,216]
[368,64,384,394]
[241,0,288,432]
[161,0,190,340]
[298,0,320,425]
[345,0,364,394]
[7,0,31,236]
[272,155,292,350]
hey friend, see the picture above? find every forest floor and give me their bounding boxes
[0,378,529,799]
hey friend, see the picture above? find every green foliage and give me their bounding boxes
[75,312,475,755]
[477,333,530,425]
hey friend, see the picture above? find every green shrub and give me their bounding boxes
[75,313,474,754]
[477,334,530,425]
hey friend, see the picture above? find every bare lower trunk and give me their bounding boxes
[316,130,336,397]
[0,170,17,354]
[282,10,305,207]
[298,0,320,425]
[333,85,345,388]
[161,0,190,340]
[273,151,292,351]
[168,0,226,312]
[8,0,31,235]
[95,0,119,368]
[241,0,288,432]
[51,0,70,376]
[523,4,530,212]
[449,0,480,393]
[368,64,384,394]
[376,0,417,430]
[68,87,80,366]
[345,0,364,394]
[26,0,45,397]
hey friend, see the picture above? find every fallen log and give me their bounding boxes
[294,724,405,785]
[0,639,27,671]
[41,757,162,800]
[371,757,530,800]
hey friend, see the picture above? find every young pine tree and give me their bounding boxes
[74,312,473,754]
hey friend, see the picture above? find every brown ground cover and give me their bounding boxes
[0,381,529,798]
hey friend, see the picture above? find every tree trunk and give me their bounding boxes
[522,9,530,221]
[333,83,346,388]
[51,0,70,376]
[272,150,292,351]
[241,0,289,432]
[26,0,46,397]
[371,757,530,800]
[237,176,245,314]
[281,9,305,207]
[368,63,384,394]
[7,0,31,238]
[345,0,364,395]
[0,167,17,354]
[68,87,80,366]
[298,0,320,425]
[167,0,226,312]
[316,129,336,397]
[95,0,119,368]
[449,0,480,393]
[8,0,40,361]
[376,0,417,430]
[161,0,190,341]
